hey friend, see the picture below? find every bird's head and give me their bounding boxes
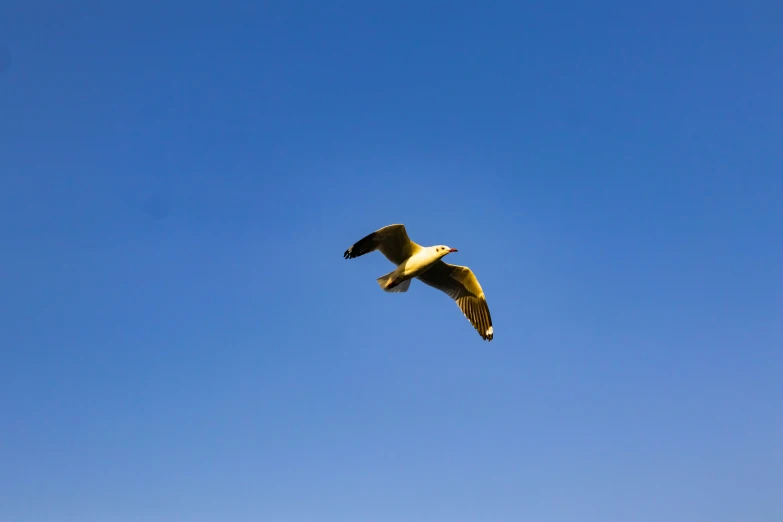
[434,245,458,257]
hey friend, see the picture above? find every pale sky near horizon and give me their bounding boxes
[1,2,782,521]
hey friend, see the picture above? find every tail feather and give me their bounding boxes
[376,271,411,293]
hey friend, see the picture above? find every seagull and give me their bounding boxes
[343,224,494,341]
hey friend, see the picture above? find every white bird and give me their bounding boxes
[343,224,494,341]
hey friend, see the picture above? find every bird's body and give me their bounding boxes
[379,245,454,290]
[343,224,494,341]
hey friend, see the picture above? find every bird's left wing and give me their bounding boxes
[416,261,494,341]
[343,224,422,265]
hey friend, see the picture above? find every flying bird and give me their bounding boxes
[343,224,494,341]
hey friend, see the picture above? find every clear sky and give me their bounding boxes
[1,2,781,521]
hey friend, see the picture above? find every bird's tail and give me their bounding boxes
[376,271,411,293]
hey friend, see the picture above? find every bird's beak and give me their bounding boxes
[449,248,458,252]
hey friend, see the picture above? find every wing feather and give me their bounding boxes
[343,224,422,265]
[416,261,494,341]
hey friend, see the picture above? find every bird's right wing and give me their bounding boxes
[416,261,494,341]
[343,224,422,265]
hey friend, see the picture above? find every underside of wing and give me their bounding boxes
[343,224,422,265]
[417,261,494,341]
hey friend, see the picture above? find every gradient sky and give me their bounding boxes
[1,2,782,521]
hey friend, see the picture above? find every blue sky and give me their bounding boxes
[1,2,781,521]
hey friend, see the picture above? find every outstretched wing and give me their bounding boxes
[417,261,494,341]
[343,224,422,265]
